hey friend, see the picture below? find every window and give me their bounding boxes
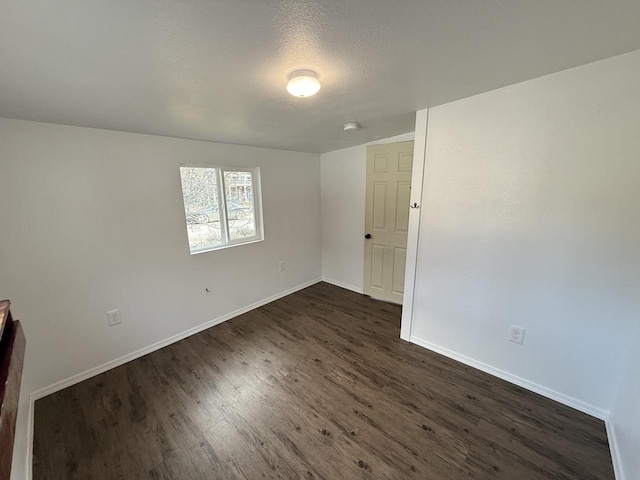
[179,166,263,254]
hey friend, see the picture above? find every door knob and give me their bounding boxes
[364,233,372,239]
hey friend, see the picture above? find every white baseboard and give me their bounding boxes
[25,395,34,480]
[606,420,625,480]
[321,277,363,294]
[30,278,321,400]
[409,335,609,421]
[22,280,617,479]
[24,277,322,479]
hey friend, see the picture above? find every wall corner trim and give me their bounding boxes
[400,108,428,342]
[24,394,35,480]
[409,335,610,421]
[606,420,625,480]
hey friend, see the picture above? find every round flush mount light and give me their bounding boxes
[286,70,321,97]
[342,122,361,132]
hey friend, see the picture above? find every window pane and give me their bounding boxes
[223,170,257,241]
[179,167,223,252]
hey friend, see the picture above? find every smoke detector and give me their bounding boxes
[342,122,361,132]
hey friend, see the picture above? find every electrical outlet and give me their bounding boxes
[279,261,286,272]
[107,309,122,326]
[509,325,525,344]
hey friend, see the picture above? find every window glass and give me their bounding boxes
[179,166,262,254]
[223,171,257,241]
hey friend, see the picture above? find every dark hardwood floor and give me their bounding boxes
[33,282,614,479]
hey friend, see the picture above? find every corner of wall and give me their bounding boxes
[605,420,625,480]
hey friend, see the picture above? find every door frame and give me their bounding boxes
[400,108,428,341]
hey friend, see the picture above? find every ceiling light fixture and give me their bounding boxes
[286,70,321,97]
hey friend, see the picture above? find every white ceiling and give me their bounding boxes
[2,1,640,154]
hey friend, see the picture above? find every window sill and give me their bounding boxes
[189,237,264,255]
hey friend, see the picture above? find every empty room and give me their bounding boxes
[0,1,639,479]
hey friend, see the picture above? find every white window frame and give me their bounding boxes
[180,165,264,254]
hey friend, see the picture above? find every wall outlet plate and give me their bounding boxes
[509,325,525,344]
[279,261,286,272]
[107,309,122,326]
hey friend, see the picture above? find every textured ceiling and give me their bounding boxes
[1,1,640,154]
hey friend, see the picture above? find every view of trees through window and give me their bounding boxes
[179,166,261,253]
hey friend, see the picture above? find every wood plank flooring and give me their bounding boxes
[33,282,615,479]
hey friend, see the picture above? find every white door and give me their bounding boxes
[363,141,414,304]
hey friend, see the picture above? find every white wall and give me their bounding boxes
[609,325,640,480]
[410,50,640,420]
[320,133,414,292]
[0,118,321,479]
